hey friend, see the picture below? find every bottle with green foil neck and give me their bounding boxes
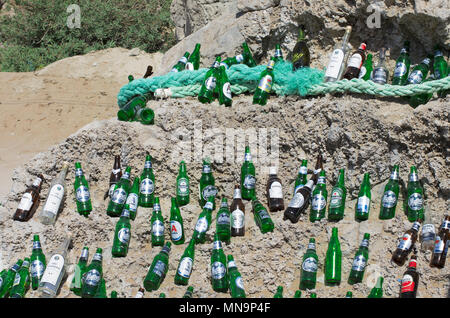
[139,154,155,208]
[174,239,196,286]
[348,233,370,285]
[216,197,231,244]
[274,44,284,63]
[143,242,171,291]
[367,276,384,298]
[81,248,103,298]
[211,233,228,293]
[30,235,46,290]
[9,258,30,298]
[198,57,221,104]
[176,161,190,206]
[170,197,185,245]
[74,162,92,216]
[359,53,373,80]
[299,238,318,290]
[406,166,424,222]
[151,197,165,247]
[345,291,353,298]
[379,165,400,220]
[241,146,256,200]
[242,42,257,67]
[198,158,217,209]
[251,196,275,234]
[253,57,276,106]
[324,227,342,286]
[171,51,190,72]
[294,159,308,194]
[273,286,283,298]
[183,286,194,298]
[328,169,346,221]
[70,246,89,296]
[112,209,132,257]
[125,177,140,220]
[355,173,371,221]
[193,197,214,244]
[392,41,411,85]
[220,54,244,69]
[185,43,201,71]
[310,170,328,222]
[107,166,132,217]
[227,255,246,298]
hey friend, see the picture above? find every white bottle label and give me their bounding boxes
[289,192,305,208]
[112,188,127,205]
[236,54,244,63]
[152,260,166,277]
[329,188,343,208]
[76,186,90,203]
[170,221,183,241]
[118,228,131,244]
[177,178,189,196]
[177,257,193,278]
[243,175,256,190]
[40,254,64,286]
[407,70,423,84]
[421,224,435,241]
[433,237,444,253]
[408,193,423,211]
[351,255,367,271]
[325,49,344,79]
[125,193,138,211]
[211,261,226,279]
[372,68,387,83]
[269,181,283,199]
[185,62,194,71]
[205,77,216,91]
[217,213,230,225]
[358,66,367,79]
[43,184,64,216]
[223,82,232,99]
[84,269,101,286]
[357,196,370,214]
[347,54,363,69]
[257,75,272,93]
[195,217,209,233]
[231,209,245,229]
[394,62,407,77]
[311,194,326,211]
[17,193,33,211]
[202,185,217,201]
[382,190,397,208]
[398,233,412,251]
[235,277,245,290]
[152,220,164,237]
[31,260,45,278]
[302,257,318,272]
[140,178,154,195]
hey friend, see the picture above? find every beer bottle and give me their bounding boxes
[274,44,284,63]
[430,215,450,268]
[294,290,302,298]
[310,292,317,298]
[128,75,134,83]
[73,162,92,217]
[345,291,353,298]
[171,51,190,72]
[39,162,69,225]
[328,168,346,221]
[143,242,171,291]
[406,56,431,85]
[343,42,367,80]
[227,255,246,298]
[392,221,421,266]
[211,233,228,293]
[408,73,435,108]
[399,255,419,298]
[198,57,221,104]
[110,290,118,298]
[93,278,107,298]
[117,95,147,121]
[218,65,232,107]
[283,178,315,223]
[30,235,46,290]
[230,185,245,236]
[392,41,411,85]
[9,258,30,298]
[124,177,140,220]
[135,287,145,298]
[176,161,190,206]
[81,248,103,298]
[134,107,154,125]
[13,174,44,221]
[312,154,323,185]
[183,286,194,298]
[358,53,373,81]
[348,233,370,285]
[193,197,214,244]
[242,42,257,67]
[433,45,449,98]
[170,197,185,245]
[105,155,121,200]
[0,269,7,291]
[198,158,217,209]
[420,212,436,251]
[324,227,342,286]
[174,239,195,285]
[266,166,284,212]
[39,236,71,298]
[299,238,318,290]
[367,276,383,298]
[406,166,424,222]
[273,286,283,298]
[139,154,156,207]
[371,47,389,84]
[159,292,166,298]
[294,159,308,194]
[241,145,256,200]
[253,57,276,106]
[151,197,165,247]
[355,173,371,221]
[185,44,201,71]
[216,197,231,244]
[310,170,327,222]
[291,25,310,70]
[379,165,400,220]
[70,246,89,296]
[251,196,275,233]
[112,209,132,257]
[0,260,22,298]
[324,26,352,82]
[107,166,132,217]
[220,54,244,69]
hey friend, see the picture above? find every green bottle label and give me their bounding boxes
[212,261,226,279]
[408,193,423,211]
[409,172,419,182]
[177,178,189,196]
[33,241,42,249]
[329,188,343,208]
[177,257,193,278]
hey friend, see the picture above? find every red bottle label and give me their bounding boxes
[401,274,415,293]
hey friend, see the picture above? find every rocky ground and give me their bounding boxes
[0,93,448,298]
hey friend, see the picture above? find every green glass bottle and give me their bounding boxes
[81,248,103,298]
[294,290,302,298]
[408,73,435,108]
[70,247,89,296]
[310,292,317,298]
[110,290,118,298]
[176,161,190,206]
[211,233,228,293]
[310,170,328,222]
[198,57,221,104]
[112,209,132,257]
[171,51,190,72]
[253,57,276,106]
[174,239,196,285]
[143,242,171,291]
[392,41,411,85]
[274,44,284,63]
[292,25,310,70]
[324,227,342,286]
[348,233,370,285]
[218,65,232,107]
[406,56,431,85]
[220,54,244,69]
[345,291,353,298]
[328,169,346,221]
[151,197,165,247]
[241,146,256,200]
[185,44,201,71]
[94,278,107,298]
[107,166,132,217]
[242,42,257,67]
[193,197,214,244]
[134,107,155,125]
[355,173,371,221]
[367,277,384,298]
[124,177,140,220]
[0,259,22,298]
[117,95,147,121]
[294,159,308,193]
[251,197,275,233]
[183,286,194,298]
[9,258,30,298]
[433,45,449,98]
[273,286,283,298]
[216,197,231,244]
[74,162,92,216]
[139,154,156,207]
[227,255,246,298]
[299,238,318,290]
[406,166,424,222]
[30,235,46,290]
[359,53,373,80]
[159,292,166,298]
[0,270,7,292]
[198,158,217,209]
[379,165,400,220]
[169,197,185,245]
[128,75,134,83]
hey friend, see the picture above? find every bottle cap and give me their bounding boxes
[269,167,277,175]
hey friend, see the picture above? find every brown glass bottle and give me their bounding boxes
[392,220,421,266]
[105,155,122,200]
[312,154,323,185]
[430,215,450,268]
[266,167,284,212]
[283,178,315,223]
[13,175,44,222]
[230,185,245,236]
[399,255,419,298]
[343,42,367,80]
